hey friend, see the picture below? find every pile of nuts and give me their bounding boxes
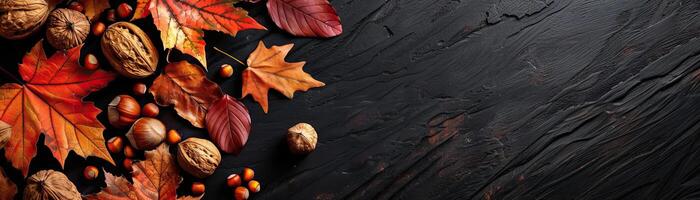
[226,167,262,200]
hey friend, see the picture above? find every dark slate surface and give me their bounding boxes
[2,0,700,199]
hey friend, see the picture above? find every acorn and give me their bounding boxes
[108,95,141,128]
[126,117,166,150]
[142,103,159,117]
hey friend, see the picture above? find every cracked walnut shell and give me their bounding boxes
[177,137,221,178]
[287,123,318,154]
[24,170,81,200]
[46,9,89,49]
[101,22,159,78]
[0,0,49,40]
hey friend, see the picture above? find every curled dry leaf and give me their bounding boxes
[88,144,202,200]
[0,167,16,200]
[150,61,223,128]
[206,95,252,154]
[242,41,325,113]
[80,0,111,21]
[267,0,342,37]
[0,41,115,176]
[132,0,266,68]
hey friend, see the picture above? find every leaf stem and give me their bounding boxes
[213,47,246,66]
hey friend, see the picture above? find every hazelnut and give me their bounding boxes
[46,9,89,49]
[248,180,261,193]
[68,2,84,13]
[126,117,166,150]
[123,145,135,158]
[132,83,147,96]
[166,129,181,144]
[116,3,132,19]
[142,103,160,117]
[83,165,99,180]
[107,136,124,153]
[177,138,221,178]
[123,158,133,171]
[219,64,234,78]
[92,22,105,36]
[234,186,249,200]
[24,170,81,200]
[287,123,318,154]
[226,174,242,187]
[105,9,116,22]
[242,167,254,182]
[83,53,99,70]
[108,95,141,128]
[191,182,205,196]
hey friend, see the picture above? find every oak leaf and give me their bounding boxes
[88,144,201,200]
[132,0,266,69]
[80,0,111,21]
[242,41,325,113]
[150,61,223,128]
[0,41,115,176]
[267,0,343,37]
[206,95,251,154]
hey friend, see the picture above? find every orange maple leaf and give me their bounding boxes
[132,0,266,69]
[88,144,201,200]
[0,41,116,176]
[242,41,325,113]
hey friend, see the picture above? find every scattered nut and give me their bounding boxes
[116,3,132,19]
[108,95,141,128]
[166,129,181,144]
[24,170,81,200]
[227,174,242,187]
[46,9,89,49]
[123,145,135,158]
[191,182,205,196]
[142,103,160,117]
[68,1,84,13]
[123,158,133,171]
[107,136,124,153]
[242,167,254,182]
[287,123,318,154]
[219,64,234,78]
[0,0,49,40]
[177,138,221,178]
[132,83,147,96]
[92,21,105,36]
[105,9,116,22]
[234,186,249,200]
[83,53,99,70]
[126,117,166,150]
[101,22,159,78]
[248,180,261,193]
[83,165,99,180]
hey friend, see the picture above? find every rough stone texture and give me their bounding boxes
[1,0,700,199]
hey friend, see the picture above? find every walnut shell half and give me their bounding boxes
[46,8,89,49]
[177,137,221,178]
[101,22,159,78]
[0,0,49,40]
[24,170,81,200]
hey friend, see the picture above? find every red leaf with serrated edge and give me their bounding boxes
[0,41,116,176]
[267,0,342,38]
[131,0,266,69]
[206,95,251,154]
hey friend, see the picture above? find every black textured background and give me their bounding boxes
[2,0,700,199]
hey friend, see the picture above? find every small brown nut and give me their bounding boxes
[287,123,318,154]
[132,83,147,96]
[107,136,124,153]
[126,117,166,150]
[0,0,49,40]
[108,95,141,128]
[101,22,159,78]
[83,165,99,180]
[234,186,249,200]
[177,138,221,178]
[24,170,81,200]
[46,8,89,49]
[142,103,159,117]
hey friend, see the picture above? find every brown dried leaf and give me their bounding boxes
[0,167,16,200]
[80,0,111,21]
[150,61,223,128]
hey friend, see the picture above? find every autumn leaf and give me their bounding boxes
[206,95,251,154]
[150,61,223,128]
[242,41,325,113]
[267,0,342,37]
[88,144,201,200]
[0,167,16,200]
[0,41,116,176]
[80,0,111,21]
[132,0,266,69]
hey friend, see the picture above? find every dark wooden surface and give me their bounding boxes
[2,0,700,199]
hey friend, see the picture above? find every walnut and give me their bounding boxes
[24,170,81,200]
[287,123,318,154]
[101,22,159,78]
[46,9,89,49]
[0,0,49,40]
[177,138,221,178]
